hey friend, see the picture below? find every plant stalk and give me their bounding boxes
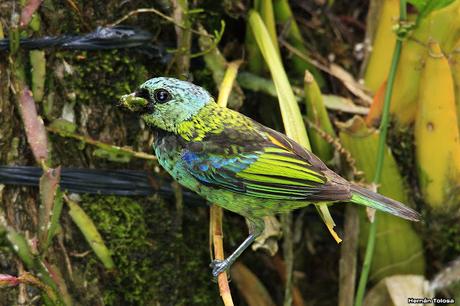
[210,60,242,306]
[354,1,407,305]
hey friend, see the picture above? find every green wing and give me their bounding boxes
[182,122,351,201]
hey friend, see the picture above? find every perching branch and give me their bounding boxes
[209,60,242,306]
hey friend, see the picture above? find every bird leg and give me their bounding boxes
[210,217,265,277]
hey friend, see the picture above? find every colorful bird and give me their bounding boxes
[119,77,419,277]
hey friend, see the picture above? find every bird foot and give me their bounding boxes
[210,259,230,278]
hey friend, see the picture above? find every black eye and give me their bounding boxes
[154,89,172,103]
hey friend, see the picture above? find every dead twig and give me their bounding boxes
[303,117,363,179]
[281,213,294,306]
[338,206,360,306]
[109,7,212,38]
[210,205,234,306]
[279,39,373,105]
[208,60,243,306]
[47,126,157,161]
[171,0,192,75]
[109,7,224,62]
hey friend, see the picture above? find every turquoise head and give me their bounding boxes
[119,77,213,132]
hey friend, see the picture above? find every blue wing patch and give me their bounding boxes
[181,151,258,193]
[181,148,326,200]
[178,111,351,202]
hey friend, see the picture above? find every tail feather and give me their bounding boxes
[350,185,420,221]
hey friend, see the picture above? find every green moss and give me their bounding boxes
[48,49,152,165]
[79,195,154,305]
[423,210,460,275]
[78,194,220,305]
[143,197,220,306]
[60,50,148,106]
[387,123,418,192]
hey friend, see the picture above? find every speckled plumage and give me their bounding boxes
[152,102,349,218]
[119,77,420,277]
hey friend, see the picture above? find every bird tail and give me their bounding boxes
[350,184,420,221]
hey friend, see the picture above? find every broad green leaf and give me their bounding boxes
[339,116,425,280]
[407,0,427,11]
[408,0,456,21]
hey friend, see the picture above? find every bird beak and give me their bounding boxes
[118,92,148,112]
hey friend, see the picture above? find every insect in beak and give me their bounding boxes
[118,92,149,113]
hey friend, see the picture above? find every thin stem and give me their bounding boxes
[281,213,293,306]
[211,205,234,306]
[46,126,157,161]
[353,211,378,306]
[354,1,407,305]
[210,60,241,306]
[279,39,373,105]
[373,42,402,183]
[400,0,407,20]
[172,0,192,75]
[109,7,211,37]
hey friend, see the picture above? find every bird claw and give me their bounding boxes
[210,259,229,278]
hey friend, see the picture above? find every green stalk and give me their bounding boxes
[354,1,407,305]
[249,12,304,304]
[248,10,310,147]
[245,0,278,75]
[246,14,342,239]
[273,0,324,86]
[374,20,405,181]
[304,71,335,161]
[199,26,244,110]
[30,50,46,102]
[259,0,280,56]
[250,12,341,304]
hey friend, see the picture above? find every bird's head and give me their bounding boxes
[119,77,213,132]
